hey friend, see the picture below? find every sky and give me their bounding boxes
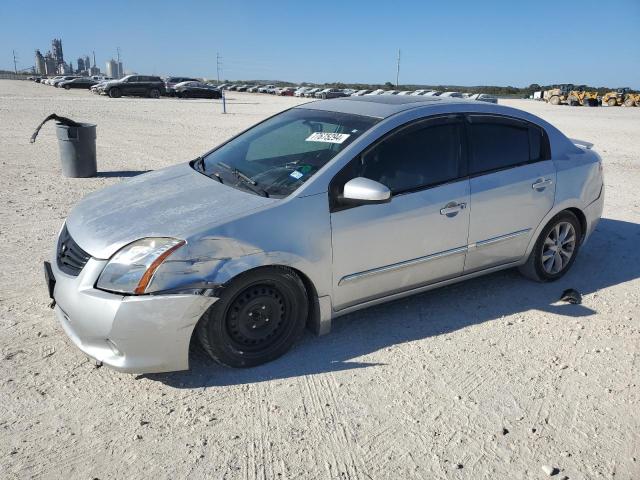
[1,0,639,88]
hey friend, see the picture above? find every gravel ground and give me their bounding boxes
[1,80,638,479]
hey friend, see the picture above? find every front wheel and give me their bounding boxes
[197,267,308,368]
[518,211,582,282]
[148,88,160,99]
[108,87,121,98]
[608,98,618,106]
[64,85,71,90]
[624,98,635,107]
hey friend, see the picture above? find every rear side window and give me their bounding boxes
[359,118,463,194]
[468,115,550,175]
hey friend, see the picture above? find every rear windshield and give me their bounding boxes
[197,108,379,198]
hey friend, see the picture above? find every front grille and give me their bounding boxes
[57,226,91,276]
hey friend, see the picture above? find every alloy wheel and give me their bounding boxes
[541,221,576,274]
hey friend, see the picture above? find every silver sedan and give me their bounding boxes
[46,96,604,373]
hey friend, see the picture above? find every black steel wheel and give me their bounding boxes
[197,267,308,368]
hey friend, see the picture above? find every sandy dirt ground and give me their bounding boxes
[0,80,638,480]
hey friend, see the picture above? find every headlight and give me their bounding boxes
[96,238,185,294]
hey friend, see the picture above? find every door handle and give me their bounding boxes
[532,178,553,190]
[440,202,466,217]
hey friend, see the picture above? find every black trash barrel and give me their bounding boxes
[55,122,97,178]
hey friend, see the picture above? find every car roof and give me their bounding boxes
[295,95,471,119]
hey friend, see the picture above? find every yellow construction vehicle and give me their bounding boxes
[602,88,629,106]
[566,85,599,106]
[543,84,573,105]
[623,92,640,107]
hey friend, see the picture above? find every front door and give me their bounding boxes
[330,115,470,310]
[464,114,556,272]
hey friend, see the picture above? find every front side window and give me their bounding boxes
[198,108,378,198]
[358,118,463,194]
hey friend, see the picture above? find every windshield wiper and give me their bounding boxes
[194,156,224,183]
[218,162,269,197]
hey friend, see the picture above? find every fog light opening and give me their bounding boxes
[106,338,123,357]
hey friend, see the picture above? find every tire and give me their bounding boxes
[624,98,635,107]
[108,87,121,98]
[148,88,160,99]
[196,267,308,368]
[549,96,560,105]
[64,85,70,90]
[518,211,582,282]
[607,98,618,106]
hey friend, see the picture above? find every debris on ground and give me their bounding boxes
[560,289,582,304]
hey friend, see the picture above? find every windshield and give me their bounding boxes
[197,108,378,198]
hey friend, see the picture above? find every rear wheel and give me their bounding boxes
[518,211,582,282]
[624,98,635,107]
[608,98,618,106]
[197,267,308,368]
[549,96,560,105]
[108,87,121,98]
[148,88,160,99]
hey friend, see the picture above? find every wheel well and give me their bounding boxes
[565,207,587,243]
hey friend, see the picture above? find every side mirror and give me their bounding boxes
[341,177,391,205]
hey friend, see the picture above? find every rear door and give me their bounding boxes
[464,114,556,272]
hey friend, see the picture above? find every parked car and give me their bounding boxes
[278,87,297,96]
[236,84,252,92]
[164,76,199,96]
[351,89,372,96]
[397,91,414,95]
[257,85,274,93]
[52,76,80,87]
[315,88,348,99]
[424,91,442,96]
[45,95,604,373]
[174,81,222,99]
[382,90,399,95]
[265,85,278,94]
[101,75,166,98]
[247,85,262,93]
[304,88,321,97]
[469,93,498,104]
[440,91,464,98]
[217,84,230,90]
[365,89,385,95]
[58,77,99,90]
[294,87,311,97]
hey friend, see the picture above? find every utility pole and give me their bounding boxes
[396,49,401,88]
[13,50,18,74]
[216,52,222,84]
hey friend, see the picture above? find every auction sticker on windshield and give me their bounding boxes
[305,132,351,144]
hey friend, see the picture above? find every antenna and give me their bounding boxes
[396,49,401,88]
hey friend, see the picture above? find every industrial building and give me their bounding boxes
[34,38,102,77]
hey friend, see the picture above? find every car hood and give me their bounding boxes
[65,163,277,259]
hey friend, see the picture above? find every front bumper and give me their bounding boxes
[50,255,217,373]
